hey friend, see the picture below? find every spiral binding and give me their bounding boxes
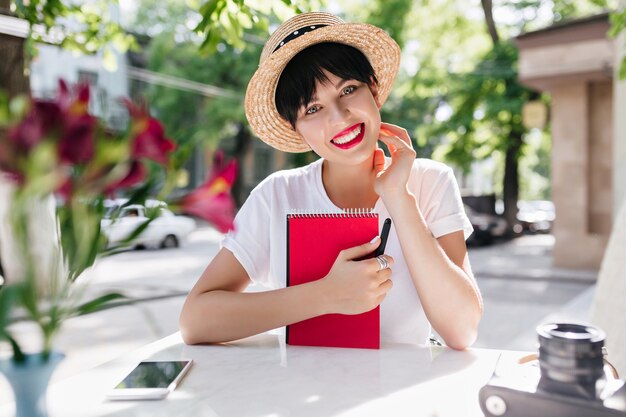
[287,208,377,218]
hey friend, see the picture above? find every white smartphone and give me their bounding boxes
[106,360,193,401]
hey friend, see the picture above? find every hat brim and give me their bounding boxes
[245,23,401,153]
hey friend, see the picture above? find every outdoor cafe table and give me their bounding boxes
[3,332,529,417]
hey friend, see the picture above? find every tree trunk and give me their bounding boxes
[482,0,522,236]
[481,0,499,45]
[503,131,522,235]
[0,34,30,97]
[0,6,30,98]
[231,123,252,208]
[0,4,30,281]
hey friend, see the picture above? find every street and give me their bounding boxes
[1,227,596,400]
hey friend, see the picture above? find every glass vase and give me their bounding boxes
[0,351,64,417]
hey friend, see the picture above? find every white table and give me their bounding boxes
[4,332,526,417]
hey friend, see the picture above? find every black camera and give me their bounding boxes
[479,323,626,417]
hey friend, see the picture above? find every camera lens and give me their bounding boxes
[537,322,606,399]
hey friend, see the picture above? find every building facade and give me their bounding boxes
[516,14,617,269]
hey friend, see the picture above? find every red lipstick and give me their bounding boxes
[332,123,362,140]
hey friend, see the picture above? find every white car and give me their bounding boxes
[101,199,196,249]
[517,200,555,233]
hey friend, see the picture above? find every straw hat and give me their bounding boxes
[244,12,401,153]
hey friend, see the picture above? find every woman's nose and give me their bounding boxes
[328,101,350,125]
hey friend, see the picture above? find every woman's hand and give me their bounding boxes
[373,122,416,200]
[320,237,394,315]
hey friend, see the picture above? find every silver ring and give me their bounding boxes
[376,255,388,271]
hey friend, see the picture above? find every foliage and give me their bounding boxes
[519,130,552,200]
[8,0,136,70]
[192,0,306,54]
[609,7,626,79]
[143,31,260,149]
[0,82,237,361]
[3,0,311,74]
[358,0,412,49]
[127,0,322,173]
[339,0,488,159]
[130,0,314,53]
[429,41,533,172]
[489,0,613,34]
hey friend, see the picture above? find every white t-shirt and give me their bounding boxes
[222,157,473,345]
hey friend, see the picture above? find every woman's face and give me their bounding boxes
[294,70,381,165]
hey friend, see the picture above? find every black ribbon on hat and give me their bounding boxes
[273,24,328,53]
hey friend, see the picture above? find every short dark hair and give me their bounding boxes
[275,42,378,128]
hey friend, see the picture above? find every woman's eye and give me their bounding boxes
[342,85,357,95]
[305,105,320,115]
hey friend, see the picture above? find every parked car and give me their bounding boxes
[101,199,196,249]
[517,200,555,233]
[464,204,508,246]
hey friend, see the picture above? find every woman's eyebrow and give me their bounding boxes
[308,79,351,103]
[303,79,353,108]
[334,78,350,89]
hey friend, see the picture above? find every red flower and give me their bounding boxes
[7,101,64,152]
[131,118,176,164]
[7,112,44,151]
[57,79,89,116]
[123,99,176,165]
[182,193,236,233]
[58,114,96,164]
[57,177,73,200]
[177,153,238,233]
[104,160,146,194]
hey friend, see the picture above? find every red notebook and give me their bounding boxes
[286,210,380,349]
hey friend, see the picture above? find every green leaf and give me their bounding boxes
[620,57,626,80]
[103,48,119,72]
[0,285,26,361]
[105,217,153,251]
[74,292,127,316]
[609,10,626,38]
[199,29,221,54]
[0,91,9,125]
[111,33,131,52]
[9,95,29,120]
[238,9,254,29]
[7,336,25,363]
[0,285,20,331]
[198,0,220,24]
[226,13,245,49]
[120,180,157,209]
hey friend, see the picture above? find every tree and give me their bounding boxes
[128,0,322,204]
[0,0,308,100]
[422,0,608,232]
[0,0,135,98]
[435,39,533,230]
[339,0,491,161]
[340,0,611,233]
[141,30,263,204]
[1,0,314,205]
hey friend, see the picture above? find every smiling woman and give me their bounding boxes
[290,70,381,167]
[180,12,483,351]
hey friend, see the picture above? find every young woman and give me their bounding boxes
[180,12,483,350]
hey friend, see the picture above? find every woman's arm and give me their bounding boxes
[375,123,483,350]
[179,239,393,345]
[384,192,482,350]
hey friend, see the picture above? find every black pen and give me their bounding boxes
[374,218,392,257]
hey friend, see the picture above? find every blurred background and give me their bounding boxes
[1,0,625,391]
